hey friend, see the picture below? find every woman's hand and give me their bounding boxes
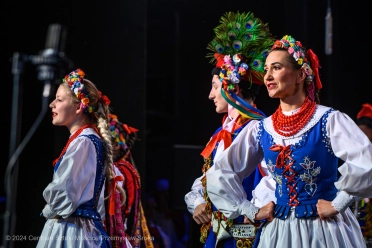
[243,201,275,224]
[193,203,212,224]
[317,199,339,220]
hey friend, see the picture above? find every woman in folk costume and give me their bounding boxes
[206,35,372,248]
[353,103,372,245]
[184,11,276,248]
[106,113,154,248]
[38,68,124,248]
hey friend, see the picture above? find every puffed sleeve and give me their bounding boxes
[206,120,264,222]
[328,111,372,211]
[251,174,277,208]
[42,136,97,219]
[184,174,206,214]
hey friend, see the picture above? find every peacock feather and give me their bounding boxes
[206,11,275,120]
[207,11,274,75]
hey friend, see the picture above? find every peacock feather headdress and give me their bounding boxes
[207,11,275,119]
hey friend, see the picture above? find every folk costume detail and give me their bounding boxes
[107,114,153,248]
[206,35,372,248]
[197,11,274,248]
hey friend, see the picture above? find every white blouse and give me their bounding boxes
[206,105,372,221]
[42,128,100,219]
[184,115,254,214]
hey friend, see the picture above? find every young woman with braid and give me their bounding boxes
[106,113,154,248]
[184,11,276,248]
[206,35,372,248]
[37,69,124,248]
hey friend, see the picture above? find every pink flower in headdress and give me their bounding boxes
[224,55,232,65]
[288,47,294,54]
[238,67,247,75]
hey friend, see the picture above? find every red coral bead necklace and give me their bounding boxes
[271,97,316,137]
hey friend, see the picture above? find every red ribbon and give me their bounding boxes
[109,175,124,215]
[357,103,372,119]
[200,129,232,159]
[270,144,299,206]
[123,124,138,134]
[307,49,322,90]
[270,144,293,169]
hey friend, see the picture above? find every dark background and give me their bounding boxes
[2,0,371,247]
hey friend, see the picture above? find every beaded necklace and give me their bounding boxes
[271,97,316,137]
[52,124,96,166]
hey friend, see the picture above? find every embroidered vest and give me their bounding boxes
[258,109,338,219]
[54,134,105,221]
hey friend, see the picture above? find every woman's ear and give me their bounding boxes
[75,103,83,114]
[234,84,240,94]
[297,69,306,84]
[300,69,307,80]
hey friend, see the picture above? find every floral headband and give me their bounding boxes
[63,68,110,114]
[109,114,138,151]
[272,35,322,91]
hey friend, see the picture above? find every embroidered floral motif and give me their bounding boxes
[267,159,275,173]
[299,156,320,196]
[267,159,283,196]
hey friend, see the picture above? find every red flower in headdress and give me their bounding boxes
[98,91,111,106]
[101,95,111,106]
[214,53,225,68]
[357,103,372,119]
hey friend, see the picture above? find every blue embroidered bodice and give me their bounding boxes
[54,134,105,221]
[258,109,338,220]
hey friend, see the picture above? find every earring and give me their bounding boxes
[307,82,315,101]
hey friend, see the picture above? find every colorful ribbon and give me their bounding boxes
[109,175,124,215]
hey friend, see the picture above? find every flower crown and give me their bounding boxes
[109,114,127,150]
[272,35,322,91]
[272,35,308,66]
[63,68,111,114]
[109,114,138,151]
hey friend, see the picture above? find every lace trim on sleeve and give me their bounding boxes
[239,200,259,223]
[331,191,356,213]
[184,188,206,214]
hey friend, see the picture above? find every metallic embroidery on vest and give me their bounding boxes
[267,159,283,197]
[299,156,320,196]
